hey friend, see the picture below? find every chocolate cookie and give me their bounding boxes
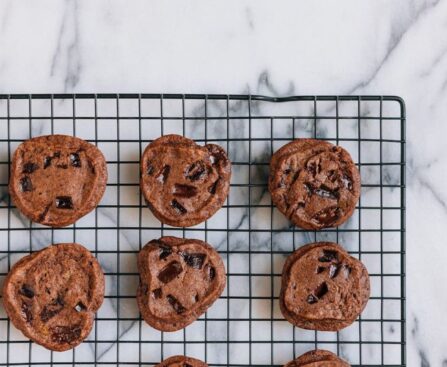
[269,139,360,229]
[9,135,108,227]
[284,349,350,367]
[280,242,370,331]
[155,355,208,367]
[137,236,226,331]
[140,135,231,227]
[2,243,104,351]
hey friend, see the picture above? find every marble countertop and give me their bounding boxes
[0,0,445,366]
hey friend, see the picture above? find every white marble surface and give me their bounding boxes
[0,0,445,366]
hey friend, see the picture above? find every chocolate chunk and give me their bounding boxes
[21,301,33,322]
[314,282,328,299]
[51,325,82,344]
[171,199,187,215]
[307,294,318,304]
[314,186,338,200]
[167,295,186,314]
[70,153,81,167]
[185,160,206,181]
[157,242,172,260]
[316,266,326,274]
[329,264,340,279]
[20,176,33,192]
[173,184,198,198]
[304,182,313,194]
[318,249,339,263]
[157,165,171,183]
[158,261,183,284]
[19,284,35,298]
[74,302,86,312]
[55,196,74,209]
[22,162,39,174]
[152,288,162,299]
[181,252,206,269]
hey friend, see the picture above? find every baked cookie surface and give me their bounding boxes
[284,349,350,366]
[2,243,104,351]
[280,242,370,331]
[9,135,107,227]
[269,139,360,229]
[137,236,226,331]
[140,135,231,227]
[155,355,208,367]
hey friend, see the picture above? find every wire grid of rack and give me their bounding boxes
[0,94,405,367]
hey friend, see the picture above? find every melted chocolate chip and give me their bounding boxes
[171,199,187,215]
[158,261,183,284]
[181,252,206,269]
[208,179,220,194]
[20,176,33,192]
[152,288,162,299]
[147,162,155,175]
[185,160,206,181]
[341,174,353,190]
[318,249,339,263]
[38,203,51,222]
[40,296,64,322]
[22,162,39,174]
[173,184,198,198]
[184,364,193,367]
[57,164,68,169]
[343,265,352,278]
[21,301,33,322]
[314,282,329,299]
[19,284,34,298]
[157,165,171,183]
[329,264,340,279]
[43,151,60,169]
[167,295,186,314]
[316,266,326,274]
[70,152,81,167]
[55,196,73,209]
[304,183,313,194]
[307,294,318,304]
[51,325,82,344]
[43,156,52,169]
[313,207,340,226]
[207,265,216,280]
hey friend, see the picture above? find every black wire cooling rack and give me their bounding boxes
[0,94,406,367]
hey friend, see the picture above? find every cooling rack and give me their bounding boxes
[0,94,406,366]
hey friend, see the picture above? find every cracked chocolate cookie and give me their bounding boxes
[269,139,360,229]
[137,236,226,331]
[280,242,370,331]
[9,135,108,227]
[2,243,104,351]
[284,349,350,367]
[155,355,208,367]
[140,135,231,227]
